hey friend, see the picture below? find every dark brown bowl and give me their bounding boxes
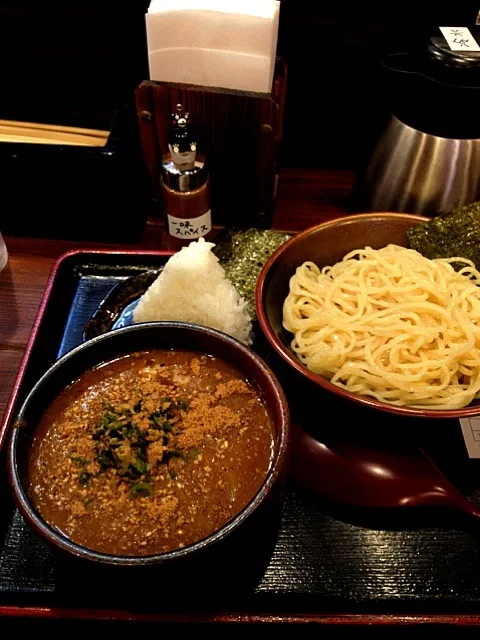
[256,212,480,419]
[8,322,289,568]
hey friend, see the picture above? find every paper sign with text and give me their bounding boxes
[439,27,480,52]
[167,210,212,240]
[460,417,480,458]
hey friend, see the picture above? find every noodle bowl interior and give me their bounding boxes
[282,244,480,410]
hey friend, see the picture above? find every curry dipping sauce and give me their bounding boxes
[28,350,274,556]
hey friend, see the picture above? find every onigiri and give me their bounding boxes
[134,238,253,345]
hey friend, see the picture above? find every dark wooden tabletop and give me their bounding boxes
[0,169,354,424]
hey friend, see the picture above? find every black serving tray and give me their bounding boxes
[3,250,480,624]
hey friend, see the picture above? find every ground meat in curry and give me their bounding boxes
[28,350,274,556]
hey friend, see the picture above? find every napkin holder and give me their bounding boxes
[135,59,287,228]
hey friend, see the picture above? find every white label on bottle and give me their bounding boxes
[167,210,212,240]
[439,26,480,52]
[460,417,480,458]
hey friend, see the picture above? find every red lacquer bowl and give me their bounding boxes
[256,212,480,420]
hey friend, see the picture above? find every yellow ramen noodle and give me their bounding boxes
[283,244,480,409]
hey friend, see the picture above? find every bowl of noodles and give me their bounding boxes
[256,212,480,418]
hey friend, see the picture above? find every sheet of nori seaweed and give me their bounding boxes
[407,202,480,269]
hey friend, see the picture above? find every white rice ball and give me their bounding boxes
[134,238,253,345]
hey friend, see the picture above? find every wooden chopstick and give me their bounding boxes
[0,120,110,147]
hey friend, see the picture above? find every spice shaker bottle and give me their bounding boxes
[161,104,211,249]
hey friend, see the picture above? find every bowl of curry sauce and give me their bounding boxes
[8,323,289,567]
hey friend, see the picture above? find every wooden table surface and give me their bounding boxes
[0,169,353,426]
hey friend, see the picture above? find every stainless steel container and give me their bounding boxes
[362,114,480,215]
[358,31,480,216]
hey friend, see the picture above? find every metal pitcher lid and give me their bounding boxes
[427,33,480,75]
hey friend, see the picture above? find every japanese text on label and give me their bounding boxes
[167,210,212,239]
[439,26,480,51]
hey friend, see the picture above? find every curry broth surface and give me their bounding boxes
[28,350,274,556]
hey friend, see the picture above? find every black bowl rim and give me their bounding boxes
[8,321,290,567]
[255,212,480,420]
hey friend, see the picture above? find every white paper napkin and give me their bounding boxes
[146,0,280,93]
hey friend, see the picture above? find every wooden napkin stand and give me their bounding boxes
[135,59,287,229]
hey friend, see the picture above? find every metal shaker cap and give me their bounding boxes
[161,155,208,192]
[161,103,208,192]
